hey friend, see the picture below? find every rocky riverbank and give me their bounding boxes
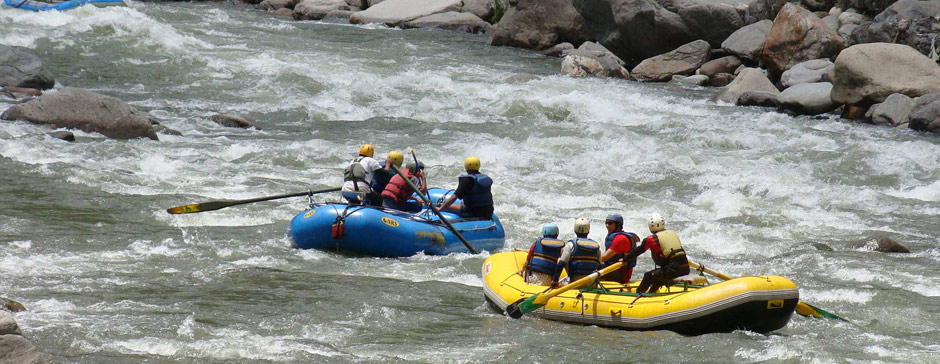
[0,298,46,364]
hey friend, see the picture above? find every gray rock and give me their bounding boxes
[0,311,19,335]
[737,90,780,107]
[835,0,897,14]
[632,39,711,82]
[780,58,834,87]
[569,41,626,65]
[293,0,350,20]
[1,88,158,140]
[713,67,779,103]
[403,12,490,33]
[577,0,695,63]
[830,43,940,105]
[504,73,541,84]
[349,0,462,26]
[848,0,940,59]
[321,9,355,22]
[761,3,845,77]
[0,334,47,364]
[745,0,790,24]
[811,241,834,251]
[274,7,295,17]
[210,114,258,129]
[908,93,940,134]
[838,10,865,26]
[678,74,709,86]
[865,93,915,126]
[542,42,574,57]
[721,19,773,63]
[47,130,75,141]
[801,0,836,12]
[708,72,736,87]
[491,0,590,51]
[560,52,630,78]
[822,14,840,32]
[0,45,55,90]
[674,0,745,48]
[698,55,742,78]
[153,124,183,136]
[851,236,910,253]
[777,82,840,115]
[260,0,300,11]
[461,0,495,23]
[838,22,858,40]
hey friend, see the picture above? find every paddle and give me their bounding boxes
[505,262,624,319]
[390,164,478,254]
[687,260,848,322]
[408,148,431,202]
[166,187,341,214]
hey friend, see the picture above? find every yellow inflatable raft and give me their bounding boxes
[482,251,800,335]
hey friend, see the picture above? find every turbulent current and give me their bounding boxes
[1,2,939,363]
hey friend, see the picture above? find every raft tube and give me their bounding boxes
[483,251,799,335]
[289,188,505,257]
[2,0,125,11]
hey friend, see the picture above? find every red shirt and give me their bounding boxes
[608,233,634,253]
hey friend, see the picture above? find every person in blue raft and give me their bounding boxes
[381,159,427,212]
[369,150,405,204]
[522,222,565,286]
[437,156,493,219]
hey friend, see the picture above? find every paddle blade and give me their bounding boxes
[506,294,545,319]
[798,302,849,322]
[166,201,230,214]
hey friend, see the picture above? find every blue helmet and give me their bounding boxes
[541,222,559,236]
[606,213,623,225]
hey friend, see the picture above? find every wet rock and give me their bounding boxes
[0,311,19,335]
[260,0,300,11]
[461,0,495,23]
[777,82,840,115]
[577,0,694,63]
[848,0,940,58]
[697,55,742,78]
[830,43,940,105]
[0,334,47,364]
[0,45,55,90]
[678,74,709,86]
[707,72,736,87]
[737,90,780,107]
[491,0,590,51]
[810,242,834,251]
[504,73,540,84]
[632,40,711,82]
[0,298,26,313]
[321,9,354,22]
[543,42,574,57]
[349,0,461,26]
[0,87,158,140]
[153,124,183,136]
[293,0,351,20]
[2,86,42,97]
[274,7,295,17]
[908,93,940,134]
[851,236,910,253]
[721,19,773,63]
[210,114,259,129]
[47,130,75,141]
[712,67,779,103]
[835,0,897,14]
[761,3,845,77]
[865,93,915,126]
[560,52,630,78]
[780,59,833,88]
[403,12,490,34]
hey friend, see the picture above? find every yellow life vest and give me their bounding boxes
[655,230,685,259]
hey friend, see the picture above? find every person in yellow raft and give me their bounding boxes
[618,213,690,294]
[550,218,601,288]
[437,156,494,219]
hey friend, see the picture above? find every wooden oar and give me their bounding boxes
[688,260,848,322]
[390,164,478,254]
[505,262,624,319]
[166,187,341,214]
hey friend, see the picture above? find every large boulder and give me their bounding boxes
[260,0,301,11]
[0,311,19,336]
[837,0,917,15]
[777,82,840,114]
[293,0,351,20]
[576,0,696,64]
[631,39,711,82]
[743,0,790,23]
[848,0,940,59]
[403,12,491,33]
[830,43,940,105]
[713,67,779,103]
[0,45,54,90]
[672,0,745,48]
[851,236,910,253]
[461,0,496,23]
[780,59,834,87]
[720,19,773,63]
[560,50,630,78]
[0,334,46,364]
[349,0,461,25]
[491,0,591,50]
[737,90,780,107]
[698,55,742,78]
[865,93,915,126]
[0,87,158,140]
[908,93,940,134]
[761,3,845,77]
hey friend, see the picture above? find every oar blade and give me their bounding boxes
[166,201,230,214]
[800,302,849,322]
[506,295,544,319]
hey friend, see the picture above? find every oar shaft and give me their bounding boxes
[533,262,624,305]
[688,261,733,281]
[166,187,341,214]
[391,164,478,254]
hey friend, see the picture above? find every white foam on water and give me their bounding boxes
[6,240,32,250]
[734,342,802,362]
[177,314,195,338]
[885,179,940,202]
[802,288,874,304]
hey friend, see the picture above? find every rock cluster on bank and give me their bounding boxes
[0,298,46,364]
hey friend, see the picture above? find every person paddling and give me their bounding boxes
[381,159,427,212]
[551,218,601,288]
[370,150,405,200]
[619,213,690,294]
[341,144,390,205]
[437,156,493,219]
[599,213,640,285]
[522,222,565,286]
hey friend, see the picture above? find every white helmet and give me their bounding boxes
[574,217,590,235]
[648,213,665,233]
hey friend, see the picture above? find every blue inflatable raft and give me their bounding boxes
[288,188,505,257]
[2,0,125,11]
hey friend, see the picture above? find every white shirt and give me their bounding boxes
[341,156,382,193]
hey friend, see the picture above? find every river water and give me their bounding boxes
[1,2,938,363]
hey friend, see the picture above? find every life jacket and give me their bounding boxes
[381,168,414,204]
[652,230,685,266]
[567,238,600,277]
[459,173,493,209]
[601,231,639,269]
[343,156,367,191]
[370,161,391,192]
[527,237,565,275]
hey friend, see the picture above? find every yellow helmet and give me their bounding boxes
[359,144,374,158]
[464,156,481,171]
[574,217,590,234]
[387,150,404,167]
